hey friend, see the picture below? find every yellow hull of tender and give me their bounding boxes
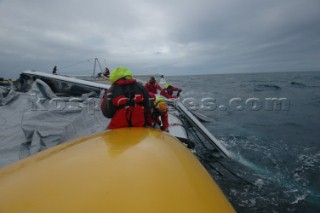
[0,128,235,213]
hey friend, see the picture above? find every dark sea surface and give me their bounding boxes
[167,71,320,213]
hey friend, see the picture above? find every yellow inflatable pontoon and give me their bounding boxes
[0,128,235,213]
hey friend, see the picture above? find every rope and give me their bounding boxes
[178,112,254,185]
[169,122,183,127]
[58,58,95,71]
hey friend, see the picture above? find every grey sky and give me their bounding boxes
[0,0,320,78]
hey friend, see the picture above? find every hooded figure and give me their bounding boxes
[100,67,151,129]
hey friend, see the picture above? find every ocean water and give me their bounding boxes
[167,71,320,213]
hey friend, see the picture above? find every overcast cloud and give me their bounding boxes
[0,0,320,78]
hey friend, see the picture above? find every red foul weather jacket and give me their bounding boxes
[151,109,169,130]
[100,79,152,129]
[145,82,162,95]
[148,92,169,131]
[161,85,182,99]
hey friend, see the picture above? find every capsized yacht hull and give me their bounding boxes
[0,128,235,213]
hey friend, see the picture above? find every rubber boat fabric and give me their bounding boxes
[0,128,235,213]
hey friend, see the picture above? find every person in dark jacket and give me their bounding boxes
[52,66,57,75]
[100,67,151,129]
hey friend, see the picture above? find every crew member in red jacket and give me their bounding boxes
[161,83,182,99]
[145,76,162,95]
[100,67,151,129]
[149,93,169,132]
[104,67,110,77]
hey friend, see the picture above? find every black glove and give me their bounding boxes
[177,90,181,97]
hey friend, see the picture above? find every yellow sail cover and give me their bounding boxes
[0,128,235,213]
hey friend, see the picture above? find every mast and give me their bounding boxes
[92,58,104,79]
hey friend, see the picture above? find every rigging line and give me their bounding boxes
[174,101,253,185]
[195,132,254,184]
[197,154,224,177]
[179,113,209,150]
[180,113,254,185]
[198,147,254,185]
[215,159,254,185]
[186,117,211,150]
[58,58,95,70]
[101,59,107,67]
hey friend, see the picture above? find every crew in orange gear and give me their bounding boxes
[145,76,162,95]
[161,83,182,99]
[149,93,169,132]
[100,67,151,129]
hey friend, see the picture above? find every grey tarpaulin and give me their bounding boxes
[0,79,109,168]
